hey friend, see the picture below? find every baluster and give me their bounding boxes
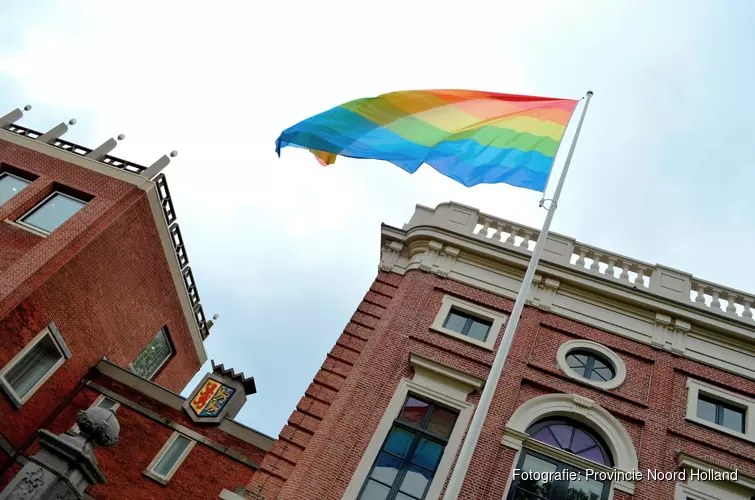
[607,258,618,279]
[710,289,722,311]
[507,228,520,247]
[725,293,738,314]
[478,218,491,238]
[742,299,753,320]
[618,261,630,282]
[521,231,532,251]
[634,265,647,288]
[500,224,512,245]
[693,284,707,303]
[575,248,588,268]
[590,252,603,273]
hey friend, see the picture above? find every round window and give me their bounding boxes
[565,350,615,382]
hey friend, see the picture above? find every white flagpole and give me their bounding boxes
[442,90,594,500]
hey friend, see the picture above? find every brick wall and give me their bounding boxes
[245,272,401,500]
[247,269,755,499]
[6,377,266,499]
[0,139,201,465]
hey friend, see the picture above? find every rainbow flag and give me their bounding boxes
[276,90,579,192]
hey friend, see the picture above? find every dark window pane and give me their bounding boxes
[591,367,613,381]
[530,428,560,447]
[427,406,457,437]
[443,311,468,334]
[570,364,586,376]
[21,193,85,233]
[395,493,419,500]
[411,438,443,471]
[571,429,597,454]
[399,464,432,498]
[383,427,413,458]
[371,452,401,486]
[0,174,30,205]
[98,398,117,411]
[721,406,745,432]
[400,397,429,425]
[579,445,608,465]
[517,455,556,496]
[572,353,589,364]
[360,480,390,500]
[511,491,544,500]
[567,473,604,500]
[4,333,62,399]
[153,435,191,477]
[696,397,717,423]
[467,320,491,341]
[549,424,573,449]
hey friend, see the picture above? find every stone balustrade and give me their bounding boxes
[402,202,755,326]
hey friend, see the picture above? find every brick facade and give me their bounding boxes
[247,269,755,500]
[0,137,202,475]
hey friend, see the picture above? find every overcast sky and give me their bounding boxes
[2,0,754,437]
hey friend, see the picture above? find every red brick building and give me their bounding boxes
[0,108,272,499]
[243,202,755,500]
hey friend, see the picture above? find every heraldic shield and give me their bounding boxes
[182,360,256,424]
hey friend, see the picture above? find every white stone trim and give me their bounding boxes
[144,431,196,484]
[556,340,627,390]
[0,326,70,408]
[675,453,755,499]
[430,295,506,351]
[145,183,207,364]
[381,220,755,381]
[502,393,638,494]
[219,489,246,500]
[685,378,754,443]
[342,357,478,500]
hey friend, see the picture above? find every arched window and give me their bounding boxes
[506,418,613,500]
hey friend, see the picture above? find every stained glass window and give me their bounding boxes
[132,328,173,380]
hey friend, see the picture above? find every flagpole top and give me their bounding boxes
[586,90,594,97]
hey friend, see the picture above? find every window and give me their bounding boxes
[565,350,615,382]
[506,418,612,500]
[0,172,31,205]
[358,396,458,500]
[685,378,754,442]
[430,295,506,350]
[556,340,626,390]
[18,191,87,234]
[0,324,71,407]
[131,328,173,380]
[144,432,195,483]
[443,309,492,342]
[696,395,745,433]
[70,395,119,434]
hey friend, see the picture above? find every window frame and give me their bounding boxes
[0,171,33,206]
[16,190,88,235]
[442,308,493,342]
[144,431,196,484]
[565,349,616,382]
[69,394,120,434]
[130,327,174,380]
[430,295,506,351]
[357,396,458,500]
[506,448,611,500]
[0,324,71,408]
[556,339,627,390]
[685,378,754,443]
[342,355,480,500]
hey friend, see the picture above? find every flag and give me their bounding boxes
[276,90,579,192]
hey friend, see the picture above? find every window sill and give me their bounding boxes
[4,218,48,238]
[430,326,494,351]
[143,470,169,485]
[684,417,754,444]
